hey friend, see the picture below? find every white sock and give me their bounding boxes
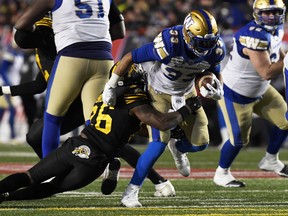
[264,152,279,161]
[216,166,229,174]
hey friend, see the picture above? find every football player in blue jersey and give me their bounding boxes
[102,9,226,207]
[0,63,201,203]
[213,0,288,188]
[11,11,177,197]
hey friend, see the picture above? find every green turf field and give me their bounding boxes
[0,143,287,215]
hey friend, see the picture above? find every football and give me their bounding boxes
[194,72,217,96]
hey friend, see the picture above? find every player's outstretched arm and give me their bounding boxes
[132,96,202,131]
[0,72,47,96]
[14,0,53,31]
[103,53,133,106]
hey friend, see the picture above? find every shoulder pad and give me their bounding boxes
[153,27,180,60]
[153,32,169,60]
[237,25,269,51]
[207,37,226,64]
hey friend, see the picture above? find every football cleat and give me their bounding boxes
[278,165,288,177]
[258,154,288,177]
[0,192,9,203]
[154,180,176,197]
[214,166,245,188]
[101,158,121,195]
[168,139,191,177]
[121,184,142,207]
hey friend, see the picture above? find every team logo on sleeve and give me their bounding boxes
[153,33,169,59]
[72,145,91,159]
[239,36,268,50]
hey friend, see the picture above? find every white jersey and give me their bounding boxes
[142,60,210,96]
[52,0,112,52]
[222,21,284,98]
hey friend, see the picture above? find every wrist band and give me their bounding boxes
[2,86,11,95]
[107,73,120,88]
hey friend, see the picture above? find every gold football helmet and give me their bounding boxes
[182,9,219,57]
[253,0,286,31]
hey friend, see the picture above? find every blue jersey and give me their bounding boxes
[131,25,226,95]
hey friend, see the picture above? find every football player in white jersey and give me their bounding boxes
[102,9,226,207]
[213,0,288,188]
[14,0,125,158]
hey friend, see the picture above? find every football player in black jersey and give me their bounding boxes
[0,63,201,202]
[10,8,175,196]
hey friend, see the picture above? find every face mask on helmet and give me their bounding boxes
[115,63,148,96]
[183,9,219,57]
[253,0,286,31]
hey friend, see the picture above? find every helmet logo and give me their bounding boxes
[184,15,194,30]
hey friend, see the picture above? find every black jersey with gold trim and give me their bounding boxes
[14,15,56,82]
[82,65,148,158]
[82,92,148,158]
[34,16,56,81]
[12,15,56,95]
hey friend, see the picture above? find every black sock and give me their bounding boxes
[147,170,166,185]
[8,182,60,201]
[0,173,30,194]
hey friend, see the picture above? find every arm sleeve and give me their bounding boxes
[132,43,158,63]
[109,0,123,26]
[14,29,43,49]
[10,72,47,96]
[132,28,175,63]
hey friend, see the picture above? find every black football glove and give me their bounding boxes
[177,96,202,119]
[171,125,185,139]
[186,96,202,114]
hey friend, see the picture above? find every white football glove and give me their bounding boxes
[102,83,117,106]
[199,78,223,100]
